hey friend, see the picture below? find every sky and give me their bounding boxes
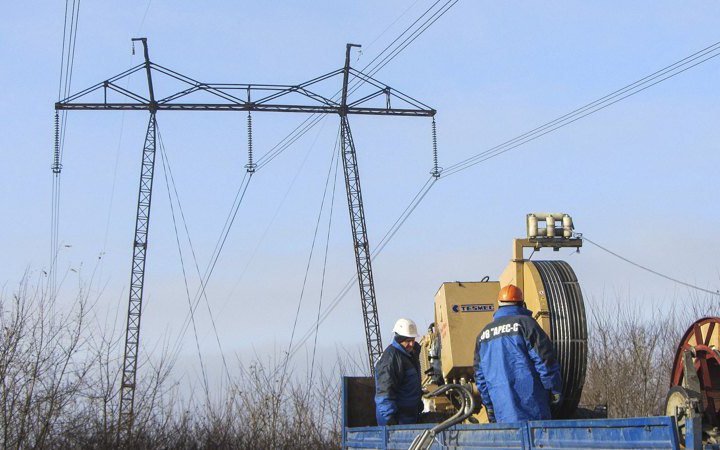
[1,2,719,386]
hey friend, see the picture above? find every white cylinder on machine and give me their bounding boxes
[546,216,555,237]
[562,214,573,238]
[527,214,539,238]
[526,213,574,239]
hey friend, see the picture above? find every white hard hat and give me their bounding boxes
[392,318,419,338]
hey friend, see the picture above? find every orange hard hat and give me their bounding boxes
[497,284,524,302]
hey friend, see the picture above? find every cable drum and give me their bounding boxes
[532,260,588,418]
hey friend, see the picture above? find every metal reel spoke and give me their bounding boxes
[670,317,720,433]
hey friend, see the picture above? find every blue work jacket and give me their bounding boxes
[473,305,562,423]
[374,340,422,426]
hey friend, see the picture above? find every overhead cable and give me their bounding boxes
[255,114,327,169]
[57,0,81,160]
[583,236,719,297]
[361,0,459,79]
[281,130,341,382]
[440,40,720,178]
[363,0,424,53]
[218,117,332,316]
[288,176,437,362]
[51,0,82,297]
[254,0,457,170]
[309,139,341,382]
[157,128,212,400]
[357,0,447,73]
[289,39,720,360]
[168,170,253,370]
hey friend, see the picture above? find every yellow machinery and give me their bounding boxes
[345,212,720,448]
[419,213,588,422]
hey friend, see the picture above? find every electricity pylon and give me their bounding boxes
[56,38,435,438]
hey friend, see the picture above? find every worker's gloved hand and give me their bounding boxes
[485,407,496,423]
[550,392,562,406]
[385,417,398,426]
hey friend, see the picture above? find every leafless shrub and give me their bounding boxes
[0,272,91,448]
[580,292,720,418]
[0,274,343,449]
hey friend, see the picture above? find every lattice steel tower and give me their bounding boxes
[55,39,435,438]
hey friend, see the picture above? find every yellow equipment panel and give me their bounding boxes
[499,260,551,331]
[434,281,500,382]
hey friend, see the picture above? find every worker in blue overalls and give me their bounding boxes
[473,284,563,423]
[374,318,423,426]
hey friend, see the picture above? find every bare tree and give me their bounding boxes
[581,292,720,418]
[0,272,91,448]
[0,273,344,449]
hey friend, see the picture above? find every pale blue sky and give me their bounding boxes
[1,2,719,380]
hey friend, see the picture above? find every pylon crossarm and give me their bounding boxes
[58,64,146,104]
[348,67,435,112]
[56,62,434,117]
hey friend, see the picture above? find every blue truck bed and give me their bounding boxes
[342,376,719,450]
[344,416,718,449]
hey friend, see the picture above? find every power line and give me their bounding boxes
[255,114,327,169]
[440,41,720,178]
[213,14,449,371]
[157,128,211,402]
[245,6,458,362]
[51,0,82,297]
[310,137,341,382]
[218,116,332,315]
[58,0,81,161]
[362,0,424,53]
[157,128,239,393]
[361,0,459,79]
[168,171,254,370]
[583,236,719,297]
[281,130,342,381]
[254,0,457,171]
[287,39,720,358]
[287,176,437,362]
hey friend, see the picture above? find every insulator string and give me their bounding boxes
[246,110,255,172]
[431,117,441,178]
